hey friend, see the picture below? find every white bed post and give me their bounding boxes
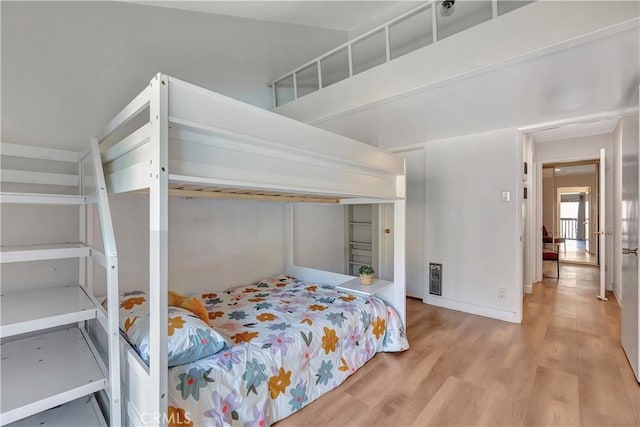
[148,73,169,426]
[393,199,407,327]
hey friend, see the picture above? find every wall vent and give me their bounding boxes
[429,263,442,296]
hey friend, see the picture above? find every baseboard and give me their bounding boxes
[613,286,622,307]
[524,284,533,294]
[423,295,519,323]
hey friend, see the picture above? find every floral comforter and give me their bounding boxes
[167,275,408,426]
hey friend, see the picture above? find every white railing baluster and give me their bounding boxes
[292,73,298,100]
[268,0,537,107]
[385,25,391,62]
[432,4,438,42]
[272,84,277,108]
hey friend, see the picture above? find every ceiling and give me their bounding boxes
[532,118,620,143]
[127,1,423,32]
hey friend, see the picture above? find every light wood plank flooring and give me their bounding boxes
[278,265,639,426]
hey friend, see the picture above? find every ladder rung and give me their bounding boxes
[1,285,97,338]
[0,243,90,263]
[0,192,86,205]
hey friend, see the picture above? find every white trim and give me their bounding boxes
[97,86,150,143]
[1,169,78,187]
[102,123,151,163]
[0,142,78,163]
[424,295,519,323]
[519,107,639,133]
[524,284,533,294]
[0,243,90,263]
[0,192,86,205]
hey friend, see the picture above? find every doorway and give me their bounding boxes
[542,161,599,266]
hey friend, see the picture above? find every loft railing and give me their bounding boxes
[560,218,579,240]
[268,0,534,108]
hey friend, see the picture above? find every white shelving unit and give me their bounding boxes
[346,205,378,276]
[0,142,121,426]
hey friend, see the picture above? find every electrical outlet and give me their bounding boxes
[497,288,506,299]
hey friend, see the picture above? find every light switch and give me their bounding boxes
[501,191,511,202]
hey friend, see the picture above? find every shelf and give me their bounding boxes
[0,328,106,426]
[348,261,369,266]
[349,241,372,246]
[349,222,372,225]
[336,277,395,296]
[0,192,86,205]
[0,243,90,263]
[6,395,106,427]
[1,285,97,338]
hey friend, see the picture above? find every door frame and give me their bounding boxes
[519,108,634,290]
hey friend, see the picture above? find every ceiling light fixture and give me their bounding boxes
[440,0,456,17]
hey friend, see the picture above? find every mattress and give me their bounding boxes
[167,275,408,426]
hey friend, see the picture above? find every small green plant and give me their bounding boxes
[359,265,374,275]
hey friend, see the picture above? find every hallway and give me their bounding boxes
[278,265,639,426]
[559,239,597,264]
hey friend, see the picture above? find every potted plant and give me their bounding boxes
[358,265,375,285]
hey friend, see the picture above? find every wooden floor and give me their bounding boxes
[278,265,639,426]
[559,239,596,264]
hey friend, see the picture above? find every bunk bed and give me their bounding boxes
[96,73,407,426]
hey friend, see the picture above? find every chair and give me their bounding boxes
[543,225,565,254]
[542,247,560,279]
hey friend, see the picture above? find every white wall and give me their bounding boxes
[535,132,615,289]
[85,195,288,296]
[1,2,347,293]
[293,204,346,274]
[1,1,346,150]
[423,128,522,322]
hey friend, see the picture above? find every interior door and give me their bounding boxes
[598,148,607,300]
[621,109,640,383]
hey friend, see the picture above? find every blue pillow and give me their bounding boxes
[117,292,230,367]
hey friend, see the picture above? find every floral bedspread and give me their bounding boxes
[167,275,408,426]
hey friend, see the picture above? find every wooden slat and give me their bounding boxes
[168,188,339,204]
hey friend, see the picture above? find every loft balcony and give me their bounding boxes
[269,1,639,125]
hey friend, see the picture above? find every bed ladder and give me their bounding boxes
[0,142,121,426]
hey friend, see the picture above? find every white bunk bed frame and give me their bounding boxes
[96,73,406,426]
